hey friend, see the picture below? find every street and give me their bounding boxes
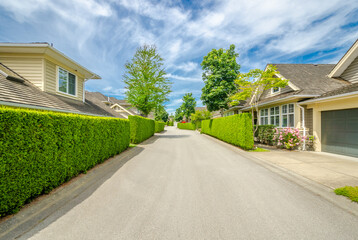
[18,127,358,239]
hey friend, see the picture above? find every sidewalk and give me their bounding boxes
[249,149,358,189]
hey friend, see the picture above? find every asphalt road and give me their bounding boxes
[23,127,358,239]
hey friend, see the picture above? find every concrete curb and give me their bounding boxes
[199,132,358,217]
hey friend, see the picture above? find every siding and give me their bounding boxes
[0,57,43,90]
[341,56,358,83]
[259,84,294,100]
[300,107,313,135]
[44,59,84,101]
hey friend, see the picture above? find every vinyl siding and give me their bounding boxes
[259,84,294,100]
[44,59,84,101]
[0,56,44,90]
[341,56,358,83]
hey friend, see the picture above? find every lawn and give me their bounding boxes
[334,186,358,203]
[248,147,270,152]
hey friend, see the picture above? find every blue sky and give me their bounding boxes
[0,0,357,114]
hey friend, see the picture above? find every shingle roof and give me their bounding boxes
[314,82,358,99]
[273,64,350,95]
[0,63,121,117]
[195,106,207,111]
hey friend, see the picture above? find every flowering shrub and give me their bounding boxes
[273,128,303,150]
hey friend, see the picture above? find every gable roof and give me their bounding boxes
[0,63,120,117]
[328,39,358,78]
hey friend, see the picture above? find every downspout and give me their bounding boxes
[297,103,306,151]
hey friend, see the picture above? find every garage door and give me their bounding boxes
[321,108,358,158]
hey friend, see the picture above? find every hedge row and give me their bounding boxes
[177,122,196,130]
[0,107,130,217]
[155,121,166,133]
[129,115,155,144]
[201,113,254,150]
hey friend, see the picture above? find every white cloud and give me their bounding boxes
[165,73,202,82]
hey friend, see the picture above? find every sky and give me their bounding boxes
[0,0,357,114]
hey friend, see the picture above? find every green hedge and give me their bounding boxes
[0,107,130,217]
[129,115,155,144]
[201,113,254,150]
[254,125,276,145]
[167,120,174,126]
[155,121,166,133]
[177,122,196,130]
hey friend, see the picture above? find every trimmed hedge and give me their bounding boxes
[155,121,166,133]
[201,113,254,150]
[0,107,130,217]
[254,125,276,145]
[177,122,196,130]
[129,115,155,143]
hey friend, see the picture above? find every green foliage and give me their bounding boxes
[201,44,240,112]
[167,120,174,126]
[128,115,155,144]
[248,147,270,152]
[154,105,169,122]
[334,186,358,203]
[254,125,276,145]
[201,113,254,150]
[181,93,196,121]
[174,108,184,122]
[191,110,211,129]
[155,121,166,133]
[177,122,196,130]
[0,107,130,217]
[123,44,172,117]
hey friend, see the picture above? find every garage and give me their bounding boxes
[321,108,358,158]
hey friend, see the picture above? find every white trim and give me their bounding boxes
[83,81,85,103]
[271,87,280,94]
[241,95,319,110]
[281,103,295,127]
[57,66,77,97]
[328,40,358,78]
[110,103,135,115]
[299,91,358,104]
[275,72,300,91]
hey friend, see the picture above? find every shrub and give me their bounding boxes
[334,186,358,203]
[177,122,196,130]
[273,128,303,150]
[167,120,174,126]
[129,115,155,143]
[155,121,166,133]
[0,106,130,217]
[201,113,254,150]
[254,125,276,145]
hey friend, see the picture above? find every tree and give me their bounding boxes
[230,64,289,135]
[154,104,169,122]
[174,108,184,122]
[201,44,240,116]
[191,109,211,128]
[181,93,196,121]
[123,44,172,117]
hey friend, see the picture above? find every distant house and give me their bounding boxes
[223,39,358,157]
[0,43,121,117]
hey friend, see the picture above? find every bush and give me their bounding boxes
[201,113,254,150]
[155,121,165,133]
[167,120,174,126]
[177,122,196,130]
[254,125,276,145]
[129,115,155,144]
[334,186,358,203]
[0,106,130,217]
[273,128,303,150]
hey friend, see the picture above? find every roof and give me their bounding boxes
[0,43,100,80]
[0,63,119,117]
[308,82,358,100]
[195,106,207,111]
[273,64,350,95]
[329,39,358,78]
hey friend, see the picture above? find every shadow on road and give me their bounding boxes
[0,146,144,240]
[140,134,190,145]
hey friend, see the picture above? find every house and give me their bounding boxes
[0,42,121,117]
[224,39,358,157]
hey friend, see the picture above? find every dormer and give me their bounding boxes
[0,43,101,102]
[329,39,358,83]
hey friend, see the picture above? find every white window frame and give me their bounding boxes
[260,108,269,125]
[271,87,280,94]
[56,66,77,97]
[281,103,295,127]
[270,106,280,126]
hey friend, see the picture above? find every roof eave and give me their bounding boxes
[299,91,358,104]
[328,39,358,78]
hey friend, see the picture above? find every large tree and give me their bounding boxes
[201,44,240,115]
[123,45,172,117]
[174,108,184,122]
[154,104,169,122]
[181,93,196,122]
[230,64,288,135]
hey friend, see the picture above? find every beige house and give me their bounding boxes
[223,39,358,157]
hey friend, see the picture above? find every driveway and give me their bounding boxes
[4,127,358,239]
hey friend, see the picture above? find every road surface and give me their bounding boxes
[20,127,358,239]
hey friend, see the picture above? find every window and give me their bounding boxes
[272,87,280,94]
[281,104,294,127]
[270,106,280,126]
[58,67,76,96]
[260,108,268,125]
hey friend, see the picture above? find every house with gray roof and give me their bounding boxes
[224,39,358,157]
